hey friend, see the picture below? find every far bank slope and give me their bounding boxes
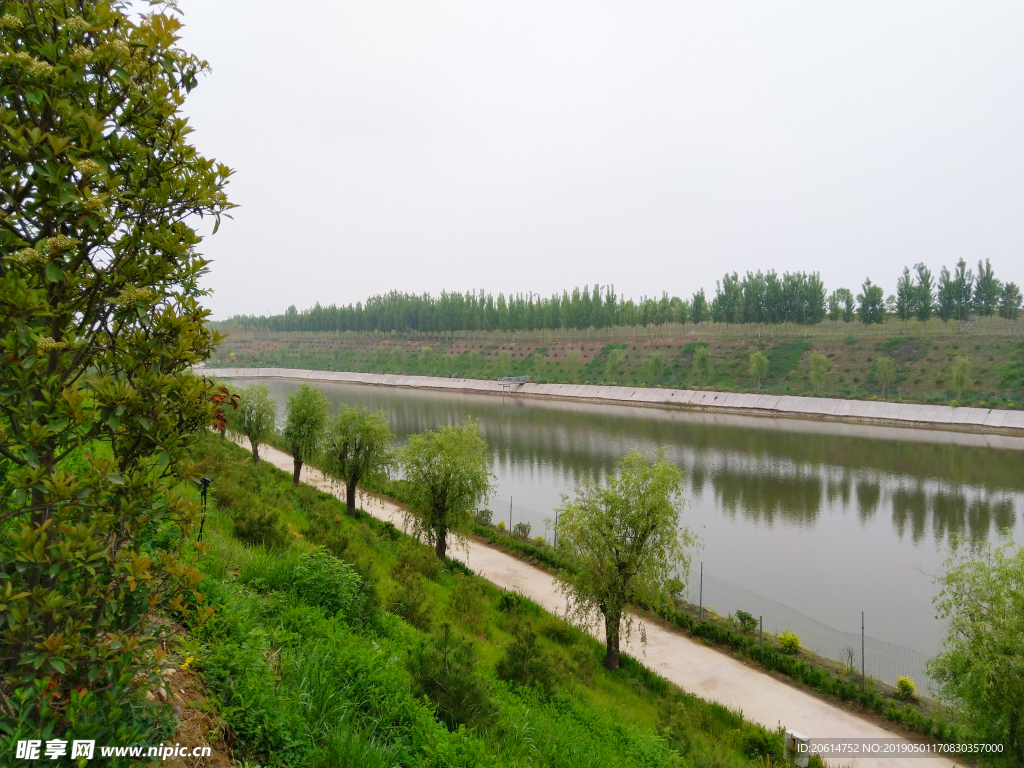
[202,367,1024,438]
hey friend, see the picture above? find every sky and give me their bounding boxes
[170,1,1024,320]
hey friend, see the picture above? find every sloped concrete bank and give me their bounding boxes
[203,366,1024,439]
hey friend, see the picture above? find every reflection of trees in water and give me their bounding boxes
[856,480,881,523]
[827,475,852,508]
[257,380,1022,542]
[892,486,1016,544]
[892,487,927,541]
[691,464,707,495]
[286,381,1022,492]
[711,469,823,525]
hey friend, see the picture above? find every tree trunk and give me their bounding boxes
[435,525,447,561]
[346,481,357,516]
[604,612,620,670]
[252,442,260,463]
[292,456,302,487]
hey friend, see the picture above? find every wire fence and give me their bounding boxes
[686,572,934,693]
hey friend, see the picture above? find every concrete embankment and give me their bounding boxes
[203,366,1024,438]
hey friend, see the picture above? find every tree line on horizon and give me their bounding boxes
[217,258,1021,334]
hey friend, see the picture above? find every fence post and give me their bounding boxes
[699,562,703,621]
[759,616,763,647]
[861,611,865,693]
[197,477,211,542]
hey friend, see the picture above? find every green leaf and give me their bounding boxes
[45,263,63,282]
[49,658,67,674]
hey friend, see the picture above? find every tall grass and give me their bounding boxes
[183,434,798,767]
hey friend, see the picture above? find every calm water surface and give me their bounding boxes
[226,377,1023,657]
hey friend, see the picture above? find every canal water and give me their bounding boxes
[223,377,1023,658]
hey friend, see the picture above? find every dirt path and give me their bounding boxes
[246,439,958,767]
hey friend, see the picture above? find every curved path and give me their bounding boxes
[247,438,959,767]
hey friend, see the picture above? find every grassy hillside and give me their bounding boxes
[209,320,1023,408]
[171,435,798,767]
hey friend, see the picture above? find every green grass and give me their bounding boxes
[209,322,1023,408]
[174,435,790,767]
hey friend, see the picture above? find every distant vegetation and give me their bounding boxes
[214,258,1021,334]
[211,324,1023,409]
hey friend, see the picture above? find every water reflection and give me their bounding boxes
[711,469,823,526]
[225,376,1023,653]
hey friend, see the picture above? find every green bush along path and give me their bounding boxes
[239,435,957,768]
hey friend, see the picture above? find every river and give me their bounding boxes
[222,376,1023,659]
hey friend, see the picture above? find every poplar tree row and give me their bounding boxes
[220,258,1020,334]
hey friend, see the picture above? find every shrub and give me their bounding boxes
[666,577,685,600]
[778,630,801,654]
[449,577,487,631]
[392,565,434,631]
[408,624,495,730]
[397,540,442,580]
[741,729,785,763]
[735,610,758,633]
[512,521,532,540]
[496,617,557,693]
[293,550,373,622]
[896,676,916,702]
[496,520,506,532]
[474,508,493,526]
[498,590,523,613]
[232,503,287,549]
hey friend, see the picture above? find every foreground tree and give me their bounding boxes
[927,540,1022,768]
[321,405,394,515]
[230,383,276,462]
[555,451,696,670]
[282,384,329,486]
[400,420,493,560]
[0,1,232,750]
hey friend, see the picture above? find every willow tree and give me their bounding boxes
[809,352,830,393]
[0,1,232,749]
[874,356,896,397]
[229,383,276,463]
[400,420,493,560]
[927,540,1023,767]
[282,383,328,485]
[748,351,768,389]
[321,405,394,515]
[555,451,696,670]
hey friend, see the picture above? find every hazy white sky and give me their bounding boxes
[172,1,1024,319]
